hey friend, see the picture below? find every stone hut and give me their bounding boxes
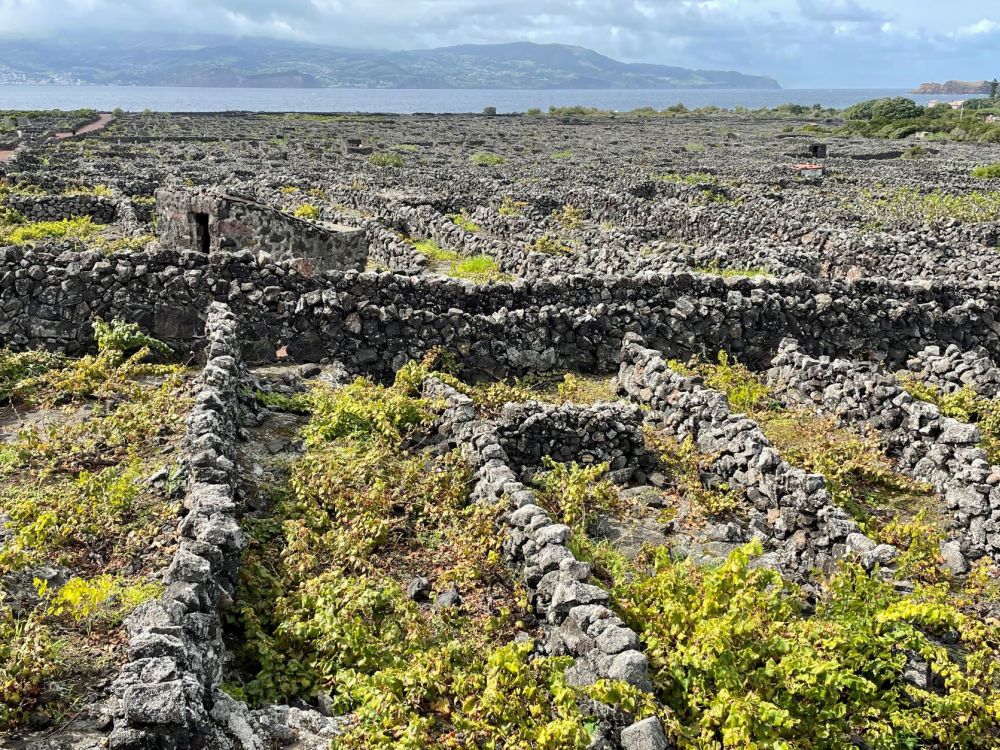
[155,187,368,275]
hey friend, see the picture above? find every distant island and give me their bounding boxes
[911,80,994,95]
[0,32,781,90]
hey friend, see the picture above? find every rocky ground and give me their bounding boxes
[0,110,998,749]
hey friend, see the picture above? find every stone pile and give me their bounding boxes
[905,344,1000,398]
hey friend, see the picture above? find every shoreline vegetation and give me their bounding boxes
[4,95,1000,144]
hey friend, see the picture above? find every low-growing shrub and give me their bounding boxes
[62,184,113,198]
[293,203,321,220]
[471,152,506,166]
[644,429,741,516]
[669,351,771,414]
[450,208,481,232]
[301,368,436,447]
[0,216,97,245]
[0,608,61,726]
[529,235,573,255]
[755,410,936,525]
[226,364,640,747]
[498,196,529,216]
[0,349,64,401]
[369,151,405,168]
[898,376,1000,463]
[533,459,622,527]
[412,238,458,262]
[552,204,584,231]
[693,263,773,279]
[450,254,512,283]
[605,541,1000,749]
[971,162,1000,180]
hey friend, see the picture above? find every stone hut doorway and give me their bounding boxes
[193,213,211,253]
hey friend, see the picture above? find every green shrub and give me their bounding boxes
[412,238,458,262]
[471,152,506,166]
[843,97,924,121]
[0,349,64,402]
[653,171,716,185]
[300,369,436,447]
[856,187,1000,225]
[450,209,481,232]
[0,216,97,245]
[0,608,61,727]
[450,254,512,283]
[670,353,934,524]
[755,409,936,525]
[93,317,170,360]
[898,376,1000,463]
[62,184,113,198]
[606,542,1000,749]
[670,351,771,414]
[529,235,573,255]
[552,204,584,231]
[498,196,529,216]
[293,203,321,220]
[533,459,622,527]
[693,263,773,279]
[644,429,741,516]
[225,362,639,747]
[971,163,1000,180]
[369,152,405,168]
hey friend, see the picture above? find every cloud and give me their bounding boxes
[797,0,887,24]
[0,0,996,87]
[954,19,999,37]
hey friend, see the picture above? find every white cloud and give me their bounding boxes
[955,19,999,37]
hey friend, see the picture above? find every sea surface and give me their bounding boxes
[0,86,946,113]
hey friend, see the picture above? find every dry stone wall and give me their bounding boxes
[425,378,668,750]
[617,335,886,577]
[6,194,118,224]
[5,246,1000,381]
[904,344,1000,398]
[108,302,247,748]
[494,400,647,481]
[106,303,343,750]
[766,338,1000,562]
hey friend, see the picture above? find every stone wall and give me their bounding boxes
[617,336,887,577]
[155,187,368,275]
[4,246,1000,381]
[494,400,647,481]
[904,344,1000,399]
[105,303,345,749]
[426,378,668,750]
[5,193,118,224]
[766,338,1000,562]
[108,302,247,748]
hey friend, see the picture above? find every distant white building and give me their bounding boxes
[793,163,824,178]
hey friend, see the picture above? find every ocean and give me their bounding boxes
[0,85,946,113]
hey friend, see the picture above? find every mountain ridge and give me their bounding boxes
[0,33,781,90]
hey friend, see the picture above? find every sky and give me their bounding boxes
[0,0,997,88]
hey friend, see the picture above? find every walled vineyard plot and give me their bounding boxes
[0,111,998,749]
